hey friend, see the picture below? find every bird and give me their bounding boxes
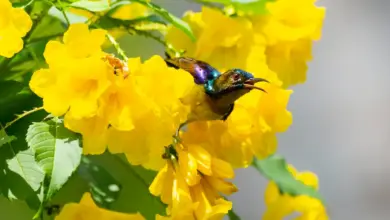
[164,53,269,137]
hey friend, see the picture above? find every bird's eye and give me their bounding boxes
[232,74,240,81]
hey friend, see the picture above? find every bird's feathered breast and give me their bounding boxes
[180,84,234,122]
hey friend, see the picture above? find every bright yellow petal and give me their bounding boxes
[262,196,295,220]
[42,92,70,116]
[204,176,237,195]
[108,129,149,164]
[211,158,234,179]
[149,164,168,197]
[56,192,146,220]
[178,149,201,186]
[29,69,56,98]
[64,114,108,154]
[187,144,212,176]
[297,171,319,190]
[11,8,32,35]
[207,198,232,220]
[264,182,280,206]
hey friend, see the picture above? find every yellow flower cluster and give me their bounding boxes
[0,0,32,58]
[263,165,328,220]
[56,192,144,220]
[166,0,325,88]
[29,0,326,218]
[166,7,293,168]
[29,23,193,170]
[150,143,237,219]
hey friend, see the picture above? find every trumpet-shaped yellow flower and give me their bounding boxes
[107,56,193,170]
[253,0,326,87]
[150,142,236,219]
[30,24,192,160]
[110,2,150,20]
[0,0,32,58]
[262,165,329,220]
[30,23,111,119]
[167,7,260,73]
[56,192,145,220]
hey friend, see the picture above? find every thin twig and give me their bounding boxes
[106,33,129,60]
[57,0,70,26]
[26,32,64,44]
[3,106,44,130]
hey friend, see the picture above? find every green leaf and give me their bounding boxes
[26,118,82,202]
[252,154,325,204]
[0,129,16,148]
[96,14,166,30]
[12,0,34,8]
[78,156,122,208]
[199,0,275,15]
[48,6,89,25]
[122,0,195,41]
[84,153,166,219]
[70,0,110,12]
[228,209,241,220]
[6,148,45,192]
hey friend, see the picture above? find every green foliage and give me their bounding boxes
[80,153,166,219]
[116,0,196,41]
[0,129,16,148]
[26,118,82,202]
[12,0,34,8]
[197,0,276,14]
[228,209,241,220]
[252,154,325,204]
[6,148,45,193]
[70,0,110,12]
[78,156,122,208]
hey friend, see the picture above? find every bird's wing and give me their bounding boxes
[165,55,220,84]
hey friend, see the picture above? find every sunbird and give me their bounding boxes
[164,54,269,136]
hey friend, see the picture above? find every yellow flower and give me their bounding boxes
[29,23,112,119]
[261,0,325,43]
[262,165,329,220]
[110,2,149,20]
[30,23,140,155]
[106,56,193,170]
[167,7,260,73]
[252,0,326,87]
[58,54,192,169]
[150,142,236,219]
[0,0,32,58]
[56,192,145,220]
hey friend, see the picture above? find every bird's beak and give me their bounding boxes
[243,78,269,92]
